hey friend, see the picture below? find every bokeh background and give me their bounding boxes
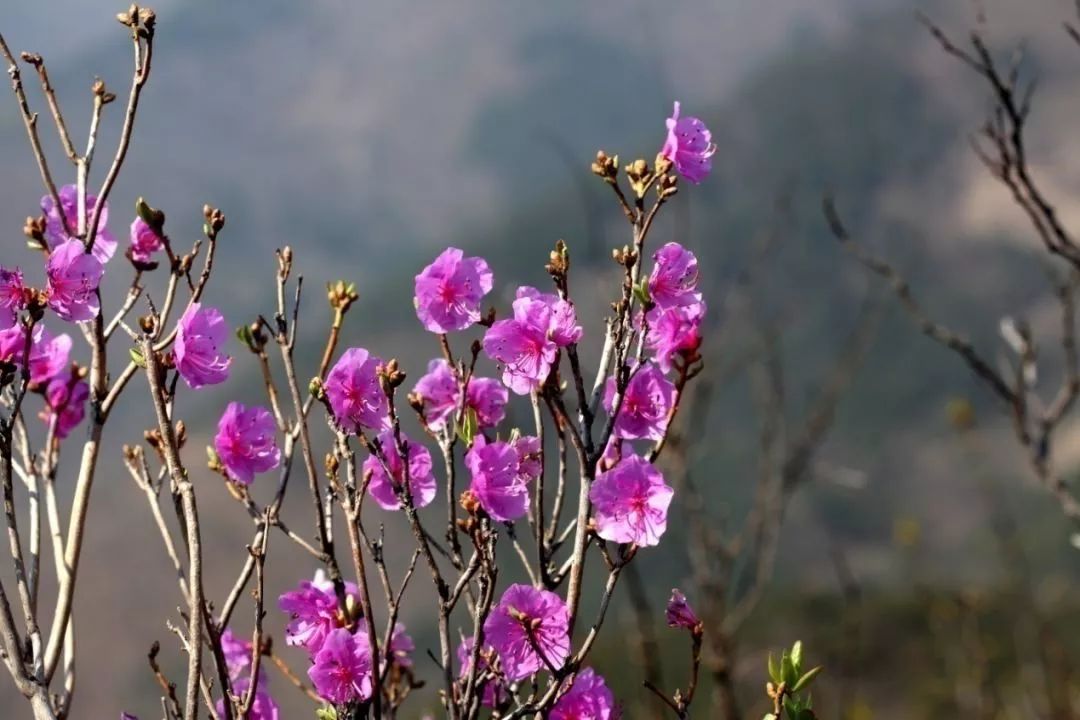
[5,0,1080,717]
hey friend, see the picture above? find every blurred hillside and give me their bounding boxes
[4,0,1080,718]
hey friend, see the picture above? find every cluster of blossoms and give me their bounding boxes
[257,102,713,716]
[0,186,177,440]
[278,571,414,705]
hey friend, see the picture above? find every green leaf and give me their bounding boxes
[135,196,166,233]
[235,324,256,349]
[767,653,781,684]
[315,708,338,720]
[632,281,651,306]
[456,408,479,446]
[129,347,146,368]
[790,641,803,672]
[781,653,797,688]
[792,666,823,693]
[795,710,816,720]
[763,715,777,720]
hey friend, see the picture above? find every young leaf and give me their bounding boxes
[768,653,781,684]
[790,641,803,672]
[792,666,823,693]
[781,653,797,688]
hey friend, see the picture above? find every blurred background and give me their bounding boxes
[5,0,1080,717]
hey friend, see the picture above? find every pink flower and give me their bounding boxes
[29,327,72,385]
[387,623,415,669]
[363,430,436,511]
[174,304,231,388]
[551,668,620,720]
[660,102,716,184]
[412,359,508,431]
[0,267,27,313]
[645,301,705,373]
[457,635,509,708]
[0,324,25,365]
[41,377,89,439]
[466,437,532,522]
[665,589,700,630]
[515,287,583,347]
[278,574,357,655]
[414,248,494,333]
[41,185,117,263]
[308,628,373,705]
[512,434,542,482]
[483,294,558,395]
[214,402,281,485]
[325,347,389,432]
[485,584,570,680]
[46,240,103,322]
[217,679,279,720]
[603,364,676,441]
[648,243,701,311]
[129,217,164,263]
[590,455,673,547]
[220,628,259,680]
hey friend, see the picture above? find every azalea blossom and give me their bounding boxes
[412,358,507,431]
[278,574,358,656]
[129,217,164,263]
[363,430,436,511]
[466,437,532,522]
[482,293,558,395]
[644,301,705,373]
[457,635,509,708]
[647,242,701,311]
[214,402,281,485]
[590,455,673,547]
[484,583,570,680]
[551,668,620,720]
[174,304,231,388]
[41,377,89,439]
[665,589,701,631]
[414,247,493,333]
[308,628,373,705]
[603,363,676,441]
[41,185,117,263]
[46,240,103,322]
[660,101,716,184]
[325,347,389,432]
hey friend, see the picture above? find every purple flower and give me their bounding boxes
[46,240,103,322]
[515,287,583,347]
[483,295,558,395]
[129,217,164,263]
[484,584,570,680]
[660,102,716,184]
[29,327,72,385]
[217,679,279,720]
[220,628,256,679]
[174,304,231,388]
[0,324,25,365]
[551,668,620,720]
[41,377,89,439]
[387,623,415,669]
[413,359,508,432]
[645,301,705,373]
[325,347,389,432]
[648,243,701,311]
[279,575,355,655]
[466,437,531,522]
[363,430,436,511]
[308,628,373,705]
[0,267,26,314]
[414,247,494,333]
[512,434,542,482]
[603,364,676,441]
[214,402,281,485]
[665,589,701,630]
[41,185,117,263]
[457,635,509,708]
[590,455,673,547]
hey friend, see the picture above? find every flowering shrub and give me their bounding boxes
[0,6,716,720]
